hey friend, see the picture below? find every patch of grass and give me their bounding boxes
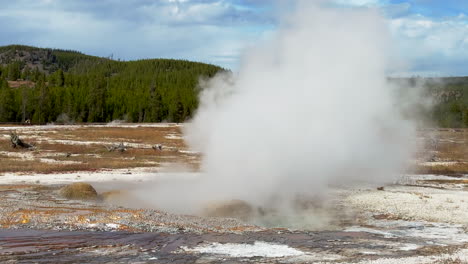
[437,143,467,161]
[0,125,200,174]
[414,129,467,174]
[413,163,468,175]
[421,179,468,184]
[48,126,187,148]
[0,156,163,174]
[39,142,98,154]
[60,182,98,200]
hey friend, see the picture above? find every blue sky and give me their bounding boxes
[0,0,467,76]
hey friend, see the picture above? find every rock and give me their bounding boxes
[59,182,98,200]
[202,199,255,221]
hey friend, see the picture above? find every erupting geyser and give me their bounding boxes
[149,1,417,225]
[186,2,415,205]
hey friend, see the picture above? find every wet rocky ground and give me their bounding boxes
[0,178,467,263]
[0,227,455,264]
[0,125,466,263]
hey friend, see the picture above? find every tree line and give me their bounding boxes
[0,45,467,127]
[0,46,223,123]
[392,77,468,128]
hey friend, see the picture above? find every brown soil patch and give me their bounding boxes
[7,80,35,88]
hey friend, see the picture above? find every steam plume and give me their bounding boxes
[143,1,417,225]
[185,1,415,206]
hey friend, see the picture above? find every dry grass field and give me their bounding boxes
[414,128,468,175]
[0,125,465,176]
[0,124,200,174]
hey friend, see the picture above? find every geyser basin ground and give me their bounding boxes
[0,124,467,263]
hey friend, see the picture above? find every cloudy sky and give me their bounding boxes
[0,0,467,76]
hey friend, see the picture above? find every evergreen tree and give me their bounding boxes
[7,61,21,80]
[0,78,16,121]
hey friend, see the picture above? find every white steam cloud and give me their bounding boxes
[185,2,415,204]
[143,1,417,224]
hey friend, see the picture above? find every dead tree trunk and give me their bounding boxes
[106,142,127,153]
[152,144,162,151]
[10,132,35,150]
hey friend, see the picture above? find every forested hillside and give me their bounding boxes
[423,77,468,128]
[0,45,467,127]
[0,45,223,123]
[392,77,468,128]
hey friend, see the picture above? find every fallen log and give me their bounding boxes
[152,144,162,151]
[9,132,35,150]
[106,142,128,153]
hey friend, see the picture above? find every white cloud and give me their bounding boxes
[1,0,468,75]
[390,13,468,75]
[137,1,242,25]
[333,0,385,7]
[0,0,271,69]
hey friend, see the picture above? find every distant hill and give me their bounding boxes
[0,45,102,74]
[0,45,223,123]
[0,45,466,127]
